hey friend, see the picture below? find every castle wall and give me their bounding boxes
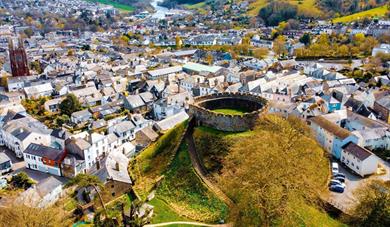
[189,93,267,132]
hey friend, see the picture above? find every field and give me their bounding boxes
[86,0,135,12]
[247,0,323,17]
[247,0,268,16]
[156,142,229,223]
[212,108,247,115]
[185,2,208,14]
[333,5,389,23]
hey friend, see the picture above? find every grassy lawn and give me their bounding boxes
[86,0,135,12]
[211,108,247,115]
[247,0,268,16]
[288,0,323,17]
[149,197,192,224]
[156,142,229,223]
[129,121,187,198]
[295,203,347,227]
[333,5,389,23]
[185,2,206,9]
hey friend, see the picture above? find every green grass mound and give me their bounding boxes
[295,203,347,227]
[129,121,187,198]
[149,197,192,224]
[156,142,229,223]
[193,126,254,173]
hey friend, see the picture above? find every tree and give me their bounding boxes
[23,28,34,38]
[348,180,390,227]
[252,48,268,59]
[299,33,311,46]
[10,172,34,189]
[219,115,329,226]
[0,205,70,227]
[206,53,214,65]
[66,174,107,217]
[273,35,287,56]
[59,94,81,116]
[175,36,182,49]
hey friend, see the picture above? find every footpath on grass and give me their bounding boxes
[145,221,231,227]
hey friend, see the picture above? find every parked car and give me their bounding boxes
[329,179,345,188]
[333,176,345,183]
[329,184,344,193]
[333,173,345,179]
[332,162,339,175]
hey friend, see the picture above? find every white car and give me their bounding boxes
[332,162,339,175]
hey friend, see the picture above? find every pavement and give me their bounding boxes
[327,155,390,212]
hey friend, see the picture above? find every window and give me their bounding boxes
[356,166,359,170]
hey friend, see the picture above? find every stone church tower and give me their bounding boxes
[8,38,30,77]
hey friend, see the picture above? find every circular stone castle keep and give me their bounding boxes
[189,92,267,132]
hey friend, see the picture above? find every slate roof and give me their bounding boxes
[342,142,373,161]
[24,143,64,161]
[310,116,352,139]
[376,96,390,109]
[36,176,63,197]
[147,66,182,78]
[125,95,145,109]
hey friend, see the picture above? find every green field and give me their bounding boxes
[333,5,389,23]
[156,142,229,223]
[247,0,323,17]
[86,0,135,12]
[212,108,247,115]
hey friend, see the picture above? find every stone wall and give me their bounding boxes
[189,93,267,132]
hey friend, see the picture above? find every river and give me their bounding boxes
[150,0,169,19]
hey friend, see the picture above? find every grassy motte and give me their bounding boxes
[157,142,229,223]
[333,5,389,23]
[211,108,247,115]
[193,126,254,173]
[129,121,187,198]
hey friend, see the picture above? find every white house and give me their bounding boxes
[341,142,378,177]
[17,176,64,208]
[0,111,51,158]
[23,143,65,176]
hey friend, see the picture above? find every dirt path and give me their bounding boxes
[145,221,231,227]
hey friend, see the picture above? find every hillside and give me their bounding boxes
[332,5,389,23]
[193,114,346,226]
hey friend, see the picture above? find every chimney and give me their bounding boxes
[115,162,120,171]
